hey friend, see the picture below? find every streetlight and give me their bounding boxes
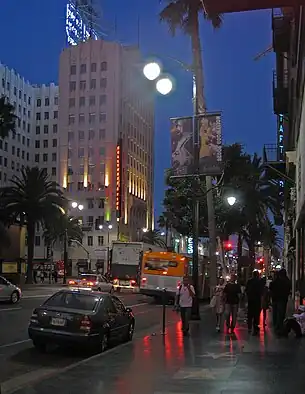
[143,62,173,96]
[156,77,173,95]
[142,228,148,233]
[143,62,161,81]
[227,196,237,206]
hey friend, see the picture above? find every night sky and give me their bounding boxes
[0,0,276,220]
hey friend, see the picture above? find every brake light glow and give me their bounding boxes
[68,280,76,285]
[80,315,92,331]
[162,271,167,275]
[113,278,119,284]
[130,280,136,285]
[142,277,147,282]
[87,282,94,286]
[177,281,181,289]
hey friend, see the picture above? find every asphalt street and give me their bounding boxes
[0,289,172,393]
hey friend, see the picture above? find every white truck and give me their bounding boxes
[111,242,163,291]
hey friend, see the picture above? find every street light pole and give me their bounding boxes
[63,228,68,285]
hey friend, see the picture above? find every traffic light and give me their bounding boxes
[224,241,233,251]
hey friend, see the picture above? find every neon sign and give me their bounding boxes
[187,238,193,255]
[66,1,98,46]
[116,140,122,218]
[278,114,284,161]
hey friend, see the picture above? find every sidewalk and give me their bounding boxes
[9,309,305,394]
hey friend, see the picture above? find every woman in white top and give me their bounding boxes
[213,277,226,332]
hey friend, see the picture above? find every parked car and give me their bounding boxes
[0,275,21,304]
[68,273,115,293]
[28,289,135,352]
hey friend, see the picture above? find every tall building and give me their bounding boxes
[58,39,154,268]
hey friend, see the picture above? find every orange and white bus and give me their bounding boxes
[139,251,191,300]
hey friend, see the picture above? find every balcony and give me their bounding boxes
[273,70,289,115]
[272,12,291,53]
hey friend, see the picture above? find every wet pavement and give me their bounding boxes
[8,309,305,394]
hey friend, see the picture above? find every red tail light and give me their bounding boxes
[142,277,147,282]
[80,315,92,331]
[162,271,167,275]
[87,281,94,286]
[130,280,136,285]
[68,280,76,285]
[177,281,181,289]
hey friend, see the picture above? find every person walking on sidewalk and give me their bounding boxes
[246,270,264,335]
[261,277,271,327]
[270,268,291,335]
[175,276,195,336]
[223,275,241,334]
[213,277,226,332]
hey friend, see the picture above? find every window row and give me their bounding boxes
[69,78,107,92]
[1,79,31,105]
[70,62,107,75]
[13,104,31,118]
[69,94,106,108]
[66,182,105,192]
[15,118,31,133]
[68,112,106,125]
[68,146,105,158]
[36,124,58,134]
[0,153,30,167]
[9,132,30,145]
[35,139,57,149]
[36,111,58,121]
[68,129,105,141]
[36,97,58,107]
[34,153,57,163]
[67,163,105,175]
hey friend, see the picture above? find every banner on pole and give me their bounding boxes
[170,117,193,176]
[198,113,222,176]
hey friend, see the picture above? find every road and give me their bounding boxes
[0,288,174,393]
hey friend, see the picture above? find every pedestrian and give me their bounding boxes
[261,277,270,327]
[270,268,291,335]
[246,270,264,335]
[223,274,241,334]
[175,276,195,336]
[213,277,226,332]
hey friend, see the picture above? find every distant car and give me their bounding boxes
[28,289,135,352]
[0,275,21,304]
[68,274,115,293]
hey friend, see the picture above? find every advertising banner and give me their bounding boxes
[198,113,222,175]
[204,0,305,14]
[170,117,193,176]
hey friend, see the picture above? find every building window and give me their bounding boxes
[12,146,15,155]
[99,113,106,123]
[100,78,107,89]
[87,236,93,246]
[13,86,17,95]
[89,96,96,106]
[79,114,85,123]
[80,64,87,74]
[43,140,48,148]
[80,80,86,90]
[78,182,84,190]
[78,148,84,157]
[79,97,85,106]
[99,147,105,156]
[98,199,104,209]
[36,126,40,135]
[52,153,57,161]
[35,154,39,163]
[27,138,30,147]
[44,112,49,120]
[68,115,75,125]
[99,95,106,105]
[53,124,58,133]
[35,140,40,148]
[69,81,76,92]
[101,62,107,71]
[37,99,41,107]
[52,167,56,176]
[68,131,74,141]
[27,124,31,133]
[99,129,105,139]
[54,96,58,105]
[89,113,96,124]
[87,199,94,209]
[89,130,95,140]
[19,90,21,99]
[52,139,57,147]
[70,65,76,75]
[54,111,58,119]
[88,147,94,157]
[11,161,15,170]
[91,63,97,72]
[98,236,104,246]
[90,79,96,89]
[79,130,84,140]
[36,112,41,120]
[35,236,41,246]
[16,148,20,157]
[69,98,75,108]
[44,125,49,134]
[4,157,7,167]
[4,142,7,152]
[45,97,50,106]
[43,153,48,162]
[27,152,29,161]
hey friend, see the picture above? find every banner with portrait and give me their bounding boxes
[198,113,222,175]
[170,117,193,176]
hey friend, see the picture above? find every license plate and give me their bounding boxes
[51,318,66,326]
[121,281,131,286]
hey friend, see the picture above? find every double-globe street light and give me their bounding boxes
[142,62,173,96]
[99,223,113,272]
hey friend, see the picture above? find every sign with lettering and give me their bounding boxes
[116,139,122,218]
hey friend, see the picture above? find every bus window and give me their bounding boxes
[145,260,178,271]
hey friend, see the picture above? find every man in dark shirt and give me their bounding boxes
[270,268,291,335]
[223,275,241,334]
[246,270,264,335]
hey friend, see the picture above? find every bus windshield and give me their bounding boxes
[145,260,178,271]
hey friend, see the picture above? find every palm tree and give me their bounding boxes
[142,229,167,248]
[44,214,83,247]
[0,96,17,139]
[0,167,66,283]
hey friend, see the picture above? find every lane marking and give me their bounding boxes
[0,308,22,312]
[0,339,31,349]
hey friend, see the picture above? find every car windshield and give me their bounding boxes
[44,292,101,311]
[80,275,97,282]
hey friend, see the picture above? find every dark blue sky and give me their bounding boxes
[0,1,276,219]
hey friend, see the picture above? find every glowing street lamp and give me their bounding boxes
[227,196,236,206]
[78,204,84,211]
[108,224,113,230]
[156,77,173,95]
[142,228,148,233]
[143,62,161,81]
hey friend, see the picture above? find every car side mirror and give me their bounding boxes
[125,307,132,313]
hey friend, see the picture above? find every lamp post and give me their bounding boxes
[99,223,113,272]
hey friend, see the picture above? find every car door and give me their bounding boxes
[111,296,130,339]
[0,277,10,301]
[102,296,121,341]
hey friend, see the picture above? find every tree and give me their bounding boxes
[0,222,11,254]
[44,214,83,247]
[142,229,167,248]
[0,96,17,139]
[0,167,66,283]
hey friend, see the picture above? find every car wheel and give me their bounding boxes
[33,340,47,353]
[125,322,135,342]
[100,332,109,352]
[10,291,20,304]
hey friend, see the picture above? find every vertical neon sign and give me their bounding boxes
[116,139,122,218]
[278,114,284,161]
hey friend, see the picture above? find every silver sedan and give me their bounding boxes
[0,276,22,303]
